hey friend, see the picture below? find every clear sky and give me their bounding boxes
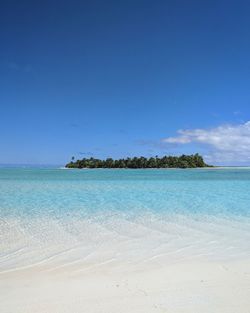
[1,0,250,165]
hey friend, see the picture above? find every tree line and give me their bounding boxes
[66,153,210,169]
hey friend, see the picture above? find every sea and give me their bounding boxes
[1,167,250,272]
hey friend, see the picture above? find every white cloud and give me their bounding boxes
[162,121,250,164]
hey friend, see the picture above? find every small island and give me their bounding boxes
[66,153,211,169]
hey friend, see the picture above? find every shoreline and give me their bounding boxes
[61,166,250,170]
[1,168,250,312]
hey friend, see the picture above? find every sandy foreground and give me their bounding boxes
[1,259,250,313]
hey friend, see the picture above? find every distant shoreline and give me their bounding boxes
[61,166,250,170]
[66,167,216,170]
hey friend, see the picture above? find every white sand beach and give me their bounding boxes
[1,259,250,313]
[1,213,250,313]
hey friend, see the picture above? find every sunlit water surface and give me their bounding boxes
[1,168,250,272]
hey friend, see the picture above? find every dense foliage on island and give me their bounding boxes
[66,154,210,169]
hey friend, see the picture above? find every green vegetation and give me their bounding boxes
[66,153,210,169]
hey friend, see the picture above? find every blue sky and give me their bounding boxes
[1,0,250,165]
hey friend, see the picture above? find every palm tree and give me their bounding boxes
[65,154,209,168]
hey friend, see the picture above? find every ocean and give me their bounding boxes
[1,167,250,272]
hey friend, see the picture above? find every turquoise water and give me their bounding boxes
[1,167,250,271]
[1,167,250,218]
